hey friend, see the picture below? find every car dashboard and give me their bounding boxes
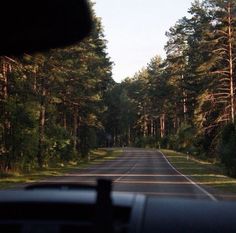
[0,181,236,233]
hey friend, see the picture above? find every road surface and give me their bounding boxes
[45,148,217,201]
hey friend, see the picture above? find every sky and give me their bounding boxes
[94,0,193,83]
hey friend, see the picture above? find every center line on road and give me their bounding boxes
[114,162,138,182]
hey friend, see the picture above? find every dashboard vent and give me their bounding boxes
[0,224,22,233]
[60,224,94,233]
[0,203,131,233]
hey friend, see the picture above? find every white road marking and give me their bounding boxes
[112,180,197,185]
[132,191,213,197]
[64,173,227,178]
[114,162,138,182]
[158,150,218,202]
[65,174,188,177]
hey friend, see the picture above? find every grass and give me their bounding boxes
[161,149,236,195]
[0,148,123,190]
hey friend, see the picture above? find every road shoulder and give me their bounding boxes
[0,148,123,190]
[160,149,236,201]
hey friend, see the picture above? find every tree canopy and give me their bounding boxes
[0,4,113,170]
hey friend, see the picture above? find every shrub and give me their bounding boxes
[174,124,197,152]
[134,136,159,148]
[218,124,236,177]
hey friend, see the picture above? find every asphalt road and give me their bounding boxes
[45,148,217,201]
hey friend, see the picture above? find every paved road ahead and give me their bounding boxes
[46,148,217,201]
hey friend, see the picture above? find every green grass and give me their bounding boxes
[0,148,123,190]
[161,149,236,195]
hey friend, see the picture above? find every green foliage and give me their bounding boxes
[219,124,236,176]
[134,136,159,148]
[45,124,73,161]
[172,124,199,154]
[0,4,113,172]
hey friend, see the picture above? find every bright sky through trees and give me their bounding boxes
[94,0,193,82]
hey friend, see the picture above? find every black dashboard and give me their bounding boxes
[1,182,236,233]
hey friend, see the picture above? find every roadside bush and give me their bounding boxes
[159,137,169,149]
[45,124,74,162]
[79,127,98,158]
[218,124,236,177]
[134,136,159,148]
[174,124,198,153]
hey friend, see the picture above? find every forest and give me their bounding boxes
[0,4,114,171]
[0,0,236,176]
[105,0,236,175]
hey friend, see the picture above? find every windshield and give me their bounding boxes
[0,0,236,201]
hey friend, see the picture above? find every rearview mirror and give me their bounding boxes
[0,0,92,55]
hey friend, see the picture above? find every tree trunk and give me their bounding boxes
[127,126,131,146]
[160,114,165,138]
[37,81,46,168]
[1,58,11,170]
[173,115,179,134]
[73,106,78,152]
[182,75,187,122]
[227,2,235,123]
[143,114,148,137]
[63,111,67,130]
